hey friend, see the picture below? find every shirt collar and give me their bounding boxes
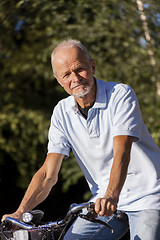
[66,78,107,112]
[93,78,107,109]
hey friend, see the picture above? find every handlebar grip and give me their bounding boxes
[5,217,33,230]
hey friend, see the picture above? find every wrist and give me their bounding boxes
[16,206,29,215]
[104,191,119,203]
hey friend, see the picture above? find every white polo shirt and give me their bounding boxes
[48,79,160,211]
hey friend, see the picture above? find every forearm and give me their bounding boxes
[16,169,57,214]
[16,153,63,214]
[1,153,63,222]
[104,150,130,201]
[104,136,133,202]
[95,135,133,216]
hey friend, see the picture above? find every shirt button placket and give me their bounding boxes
[87,109,99,138]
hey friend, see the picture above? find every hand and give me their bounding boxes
[95,197,117,216]
[1,212,23,223]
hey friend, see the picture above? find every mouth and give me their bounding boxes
[71,84,83,90]
[71,83,86,90]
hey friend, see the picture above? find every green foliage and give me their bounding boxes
[0,105,48,188]
[0,0,160,204]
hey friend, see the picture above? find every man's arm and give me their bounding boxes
[1,153,64,222]
[95,135,134,216]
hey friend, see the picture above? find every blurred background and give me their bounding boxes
[0,0,160,238]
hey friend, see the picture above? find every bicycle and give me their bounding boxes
[0,202,128,240]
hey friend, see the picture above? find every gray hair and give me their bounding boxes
[51,39,92,75]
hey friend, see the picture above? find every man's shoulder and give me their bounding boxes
[98,79,132,93]
[97,80,136,106]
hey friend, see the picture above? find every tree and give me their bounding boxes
[0,0,160,220]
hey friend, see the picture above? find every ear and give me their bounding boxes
[91,59,95,74]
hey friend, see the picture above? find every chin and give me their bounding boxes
[73,86,91,98]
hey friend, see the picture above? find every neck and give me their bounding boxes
[75,80,96,108]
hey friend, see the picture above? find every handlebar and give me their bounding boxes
[3,202,114,234]
[4,202,91,229]
[67,202,93,215]
[3,217,33,230]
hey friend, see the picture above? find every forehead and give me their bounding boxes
[53,47,89,70]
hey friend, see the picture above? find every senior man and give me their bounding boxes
[2,40,160,240]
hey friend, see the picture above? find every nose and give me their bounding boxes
[71,71,81,83]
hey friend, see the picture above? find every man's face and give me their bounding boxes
[52,47,95,98]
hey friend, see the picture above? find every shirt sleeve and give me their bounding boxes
[111,84,143,141]
[47,105,71,157]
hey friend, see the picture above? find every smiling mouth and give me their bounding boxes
[74,84,84,89]
[71,83,86,90]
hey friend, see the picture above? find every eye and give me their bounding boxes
[76,68,84,74]
[63,73,70,78]
[78,68,84,72]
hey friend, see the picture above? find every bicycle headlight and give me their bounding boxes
[22,212,33,223]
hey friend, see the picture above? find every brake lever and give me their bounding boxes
[79,211,114,234]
